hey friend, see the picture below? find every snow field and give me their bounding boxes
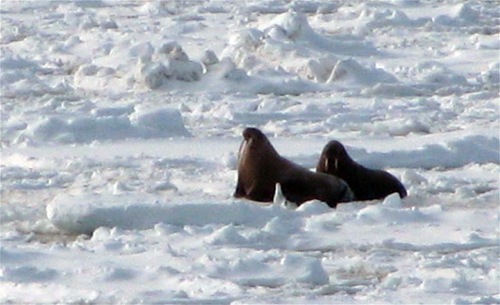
[1,0,499,304]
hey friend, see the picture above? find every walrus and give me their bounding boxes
[316,140,407,200]
[233,127,353,208]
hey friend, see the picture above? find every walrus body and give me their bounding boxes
[316,140,407,201]
[234,128,353,208]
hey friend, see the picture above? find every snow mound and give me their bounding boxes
[415,61,468,87]
[222,10,378,85]
[382,232,498,253]
[355,2,481,32]
[327,58,398,86]
[0,52,64,97]
[1,265,58,283]
[129,40,320,95]
[355,135,499,169]
[134,42,204,89]
[203,57,322,95]
[262,11,377,56]
[355,7,426,33]
[432,3,480,26]
[201,253,329,287]
[23,107,190,144]
[361,118,430,136]
[47,192,341,237]
[479,62,499,89]
[266,11,315,41]
[47,193,297,235]
[363,60,471,97]
[357,193,442,224]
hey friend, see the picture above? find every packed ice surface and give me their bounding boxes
[1,1,498,304]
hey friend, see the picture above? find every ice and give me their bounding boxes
[1,265,58,283]
[326,58,398,86]
[47,193,295,234]
[354,135,499,169]
[382,232,498,254]
[1,1,499,304]
[433,3,480,26]
[22,107,190,144]
[480,62,500,88]
[357,198,439,224]
[205,224,248,246]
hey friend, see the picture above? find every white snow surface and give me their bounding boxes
[1,1,499,304]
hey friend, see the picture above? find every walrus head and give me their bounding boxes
[242,127,261,141]
[242,127,269,144]
[239,127,279,158]
[317,140,352,175]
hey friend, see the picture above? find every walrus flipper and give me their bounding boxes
[280,179,315,206]
[233,178,246,198]
[397,181,408,198]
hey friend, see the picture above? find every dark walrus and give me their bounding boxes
[234,128,353,208]
[316,140,407,200]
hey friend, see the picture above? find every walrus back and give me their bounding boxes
[352,166,407,200]
[317,140,407,201]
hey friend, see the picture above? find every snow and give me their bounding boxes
[1,0,498,304]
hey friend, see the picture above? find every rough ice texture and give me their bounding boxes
[1,1,498,304]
